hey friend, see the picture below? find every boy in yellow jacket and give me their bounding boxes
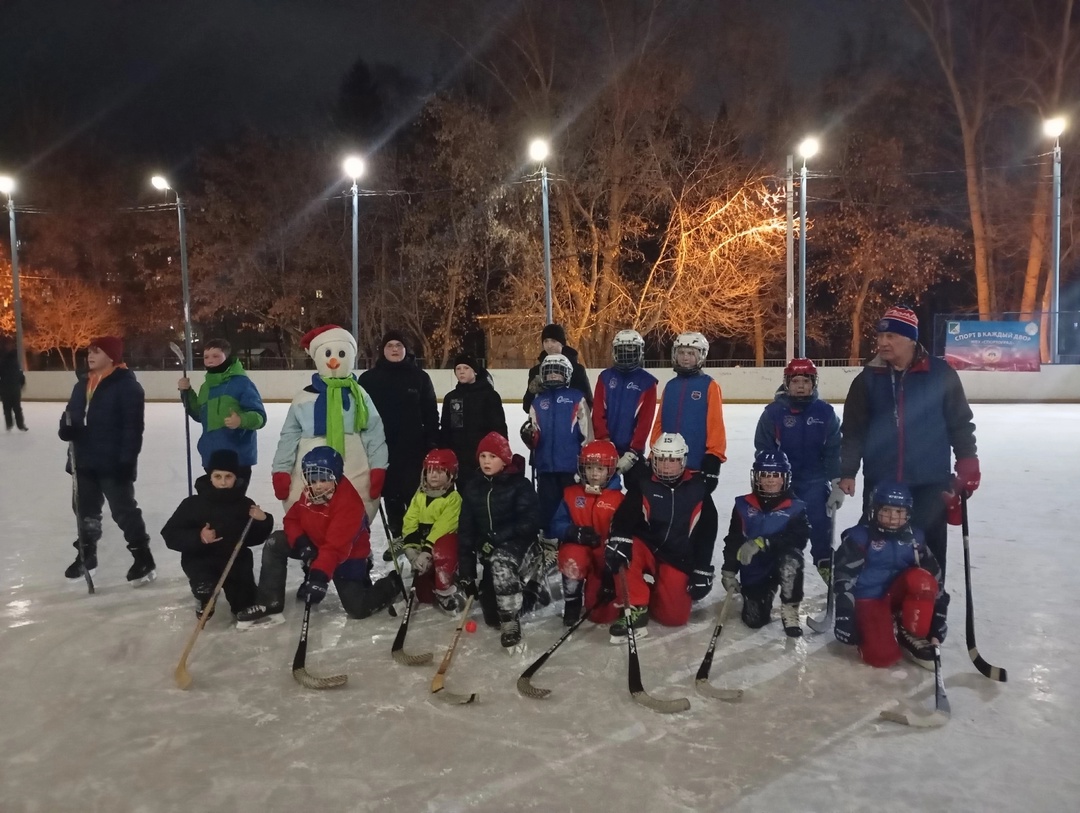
[401,449,463,613]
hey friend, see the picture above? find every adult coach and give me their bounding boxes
[838,305,980,583]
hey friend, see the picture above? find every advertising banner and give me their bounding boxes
[944,320,1040,371]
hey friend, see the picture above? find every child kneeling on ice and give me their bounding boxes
[833,481,948,669]
[400,448,464,614]
[721,450,810,636]
[161,449,274,621]
[457,432,540,649]
[240,446,400,626]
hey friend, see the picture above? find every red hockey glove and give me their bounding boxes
[941,490,963,526]
[954,457,981,496]
[369,468,385,501]
[272,472,291,501]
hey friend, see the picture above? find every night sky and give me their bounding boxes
[0,0,908,169]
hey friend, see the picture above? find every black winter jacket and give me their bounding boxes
[458,467,540,580]
[522,346,593,412]
[441,377,508,473]
[0,349,24,397]
[161,475,274,558]
[58,367,145,480]
[358,357,440,471]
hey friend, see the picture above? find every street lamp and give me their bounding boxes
[0,175,24,370]
[1044,117,1066,363]
[151,175,193,370]
[797,136,820,358]
[343,155,365,346]
[529,138,553,324]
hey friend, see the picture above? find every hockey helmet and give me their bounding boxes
[612,329,645,371]
[540,353,573,388]
[751,450,791,498]
[871,481,913,533]
[672,332,708,375]
[651,432,688,486]
[579,440,618,493]
[301,446,344,504]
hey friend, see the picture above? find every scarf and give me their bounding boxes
[86,364,124,403]
[311,374,368,455]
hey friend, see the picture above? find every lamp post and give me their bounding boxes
[529,138,553,324]
[151,175,193,370]
[343,155,366,346]
[785,156,794,362]
[0,175,24,369]
[1044,117,1066,364]
[797,137,819,358]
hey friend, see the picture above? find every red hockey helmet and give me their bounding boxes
[784,357,818,381]
[423,448,459,476]
[578,440,618,493]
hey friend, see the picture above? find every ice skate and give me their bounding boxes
[500,615,523,652]
[780,603,802,638]
[897,624,935,671]
[562,595,582,627]
[609,606,649,644]
[125,546,156,587]
[435,588,463,616]
[235,603,285,630]
[64,551,97,580]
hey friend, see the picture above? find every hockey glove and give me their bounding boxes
[929,592,950,644]
[519,419,538,450]
[815,558,832,586]
[597,571,616,605]
[720,570,739,594]
[272,472,291,501]
[941,490,963,526]
[410,550,433,575]
[401,531,423,556]
[368,468,385,502]
[834,612,857,646]
[687,566,714,601]
[297,570,330,605]
[616,450,638,475]
[458,577,478,599]
[479,538,495,560]
[527,374,545,396]
[825,479,845,515]
[701,454,722,495]
[954,457,981,496]
[293,535,318,565]
[574,526,601,548]
[737,537,767,567]
[604,535,633,574]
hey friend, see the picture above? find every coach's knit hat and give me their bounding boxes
[89,336,124,364]
[876,306,918,343]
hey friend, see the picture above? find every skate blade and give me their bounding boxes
[235,614,286,632]
[129,570,157,588]
[503,641,528,656]
[66,569,97,582]
[609,627,649,645]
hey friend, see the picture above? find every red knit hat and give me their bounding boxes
[476,432,512,467]
[89,336,124,363]
[876,306,918,342]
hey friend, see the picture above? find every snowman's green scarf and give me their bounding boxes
[311,374,368,455]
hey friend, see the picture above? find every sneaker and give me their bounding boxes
[64,552,98,580]
[562,595,582,627]
[897,624,935,671]
[125,546,157,586]
[435,590,463,615]
[500,616,522,648]
[780,603,803,638]
[235,603,284,629]
[609,606,650,642]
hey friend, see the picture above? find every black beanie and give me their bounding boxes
[540,324,567,346]
[381,330,408,352]
[206,449,241,475]
[452,352,479,373]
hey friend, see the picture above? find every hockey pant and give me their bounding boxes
[411,533,459,605]
[72,471,151,557]
[181,548,257,613]
[558,541,619,624]
[863,479,950,583]
[619,539,692,627]
[855,567,938,668]
[739,545,805,629]
[792,478,832,563]
[476,538,544,623]
[257,531,398,619]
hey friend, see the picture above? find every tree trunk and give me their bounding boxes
[1019,159,1052,319]
[961,124,993,319]
[848,273,873,364]
[752,290,765,365]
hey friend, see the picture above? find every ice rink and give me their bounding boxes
[0,400,1077,813]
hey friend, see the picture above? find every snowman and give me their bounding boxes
[271,325,387,520]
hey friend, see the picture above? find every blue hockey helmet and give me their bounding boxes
[871,481,913,533]
[751,450,791,497]
[301,446,345,484]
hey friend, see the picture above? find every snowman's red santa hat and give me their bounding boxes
[300,325,356,357]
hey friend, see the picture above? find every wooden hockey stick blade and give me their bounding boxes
[517,608,594,700]
[168,341,184,362]
[390,591,433,666]
[694,588,741,701]
[429,595,477,704]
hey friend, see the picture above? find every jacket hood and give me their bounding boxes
[194,473,247,502]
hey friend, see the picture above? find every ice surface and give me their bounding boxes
[1,401,1077,812]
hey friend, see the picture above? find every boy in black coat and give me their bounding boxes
[457,432,541,649]
[440,353,508,488]
[162,449,274,619]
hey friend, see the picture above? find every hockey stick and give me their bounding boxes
[879,644,950,728]
[391,582,433,666]
[65,411,95,595]
[618,569,690,714]
[430,594,478,704]
[517,604,595,699]
[961,494,1007,682]
[174,517,254,690]
[293,594,348,690]
[694,586,743,701]
[806,512,837,634]
[375,502,401,618]
[168,342,193,497]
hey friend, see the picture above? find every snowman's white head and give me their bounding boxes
[301,325,356,378]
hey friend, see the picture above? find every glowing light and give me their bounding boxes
[0,176,14,195]
[343,156,365,180]
[528,138,550,163]
[151,175,171,191]
[798,137,820,160]
[1043,117,1067,139]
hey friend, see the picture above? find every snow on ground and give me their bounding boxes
[0,401,1077,813]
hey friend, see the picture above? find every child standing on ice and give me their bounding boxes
[400,449,464,614]
[161,449,274,620]
[832,482,949,669]
[457,432,540,649]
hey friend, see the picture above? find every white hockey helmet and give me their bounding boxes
[672,331,709,375]
[540,353,573,388]
[612,329,645,371]
[650,432,688,486]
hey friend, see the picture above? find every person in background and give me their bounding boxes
[440,352,507,489]
[0,336,27,432]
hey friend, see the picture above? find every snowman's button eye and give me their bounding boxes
[324,349,331,357]
[338,350,345,358]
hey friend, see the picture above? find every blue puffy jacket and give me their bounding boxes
[58,368,145,480]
